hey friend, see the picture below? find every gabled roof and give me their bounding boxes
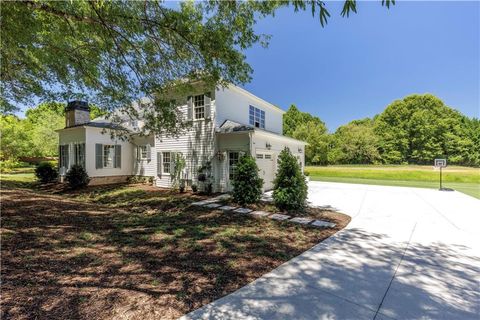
[217,120,307,145]
[217,120,254,133]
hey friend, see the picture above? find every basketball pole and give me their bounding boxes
[439,166,442,190]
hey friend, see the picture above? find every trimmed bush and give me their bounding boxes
[273,148,308,211]
[65,164,90,189]
[232,155,263,205]
[34,161,58,183]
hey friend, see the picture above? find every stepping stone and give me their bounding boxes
[233,208,252,214]
[218,205,237,211]
[290,217,314,225]
[211,194,231,201]
[249,210,271,218]
[311,220,336,228]
[203,198,220,204]
[269,213,291,221]
[204,203,222,209]
[191,201,209,206]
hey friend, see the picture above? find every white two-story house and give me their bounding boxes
[57,83,306,192]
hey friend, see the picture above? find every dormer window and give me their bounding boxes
[249,105,265,129]
[194,95,205,119]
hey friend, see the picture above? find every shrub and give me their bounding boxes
[232,155,263,205]
[34,161,58,183]
[127,175,153,184]
[191,184,198,192]
[273,148,308,211]
[65,164,90,189]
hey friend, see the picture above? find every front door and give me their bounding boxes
[227,151,240,191]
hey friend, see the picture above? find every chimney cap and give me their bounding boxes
[66,100,90,111]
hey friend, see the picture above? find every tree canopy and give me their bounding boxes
[0,101,104,161]
[1,0,395,134]
[283,94,480,167]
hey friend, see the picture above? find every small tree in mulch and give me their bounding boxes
[232,154,263,205]
[273,147,308,211]
[35,161,58,183]
[65,164,90,189]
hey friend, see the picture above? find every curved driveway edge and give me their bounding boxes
[181,181,480,319]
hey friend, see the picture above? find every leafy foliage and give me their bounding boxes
[65,164,90,189]
[232,155,263,205]
[170,153,186,191]
[330,118,380,164]
[374,94,476,165]
[273,148,308,211]
[285,95,479,167]
[1,0,394,131]
[35,161,58,183]
[0,101,104,161]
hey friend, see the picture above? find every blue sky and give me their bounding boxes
[241,1,480,131]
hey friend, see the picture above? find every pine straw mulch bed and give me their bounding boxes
[0,184,350,320]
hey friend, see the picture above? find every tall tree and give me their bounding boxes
[292,120,330,165]
[1,0,395,133]
[331,119,380,164]
[374,94,472,165]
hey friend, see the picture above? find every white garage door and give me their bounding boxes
[256,152,275,191]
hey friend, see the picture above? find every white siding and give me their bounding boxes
[216,133,250,192]
[85,127,134,177]
[132,135,156,177]
[252,131,306,172]
[215,85,284,134]
[154,104,217,188]
[58,127,86,173]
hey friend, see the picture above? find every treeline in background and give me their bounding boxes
[1,102,105,170]
[284,94,480,167]
[1,93,479,171]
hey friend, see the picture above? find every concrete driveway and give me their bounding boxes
[182,182,480,319]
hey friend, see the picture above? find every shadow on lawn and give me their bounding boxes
[1,188,334,320]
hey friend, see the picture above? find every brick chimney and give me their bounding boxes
[65,101,90,127]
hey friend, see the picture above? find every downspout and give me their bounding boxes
[248,131,253,156]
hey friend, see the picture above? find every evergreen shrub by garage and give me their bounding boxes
[34,161,58,183]
[232,155,263,205]
[273,148,308,211]
[66,164,90,189]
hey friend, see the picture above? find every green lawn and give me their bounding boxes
[306,165,480,199]
[0,172,37,189]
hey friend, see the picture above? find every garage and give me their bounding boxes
[256,152,275,191]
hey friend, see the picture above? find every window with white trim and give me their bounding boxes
[256,153,263,159]
[249,105,265,129]
[103,145,115,168]
[264,154,272,160]
[74,143,85,168]
[229,152,240,180]
[194,95,205,119]
[162,152,171,174]
[139,145,148,159]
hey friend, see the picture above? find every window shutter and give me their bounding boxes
[81,143,86,168]
[95,144,103,169]
[136,145,140,162]
[170,152,176,174]
[115,145,122,168]
[59,145,63,168]
[65,145,70,170]
[204,92,211,119]
[146,144,151,161]
[187,96,193,120]
[157,152,162,176]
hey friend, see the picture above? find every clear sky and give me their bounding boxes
[241,1,480,131]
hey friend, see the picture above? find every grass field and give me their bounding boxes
[306,165,480,199]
